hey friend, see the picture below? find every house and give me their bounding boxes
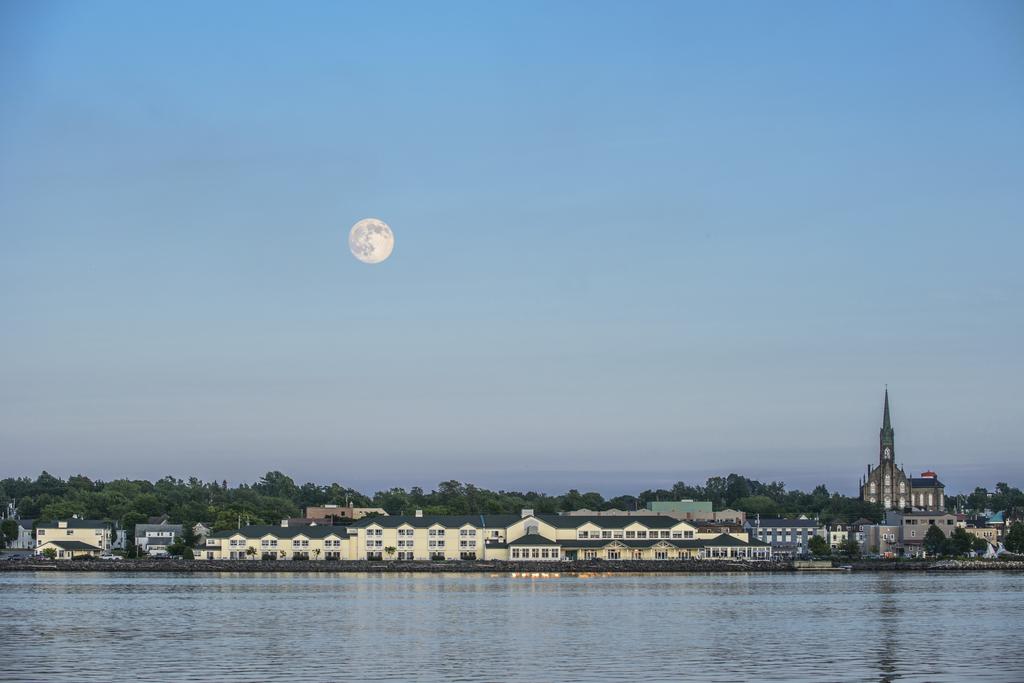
[35,519,111,559]
[744,517,826,557]
[135,523,183,556]
[9,519,36,550]
[825,519,870,550]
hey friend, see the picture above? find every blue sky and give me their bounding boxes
[1,1,1022,495]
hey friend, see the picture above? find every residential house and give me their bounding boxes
[35,519,110,559]
[135,523,183,556]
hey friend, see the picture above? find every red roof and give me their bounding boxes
[920,470,937,478]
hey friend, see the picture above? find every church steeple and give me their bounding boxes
[879,387,894,461]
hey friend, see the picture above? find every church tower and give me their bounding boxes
[861,388,910,510]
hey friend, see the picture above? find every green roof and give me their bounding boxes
[646,501,713,514]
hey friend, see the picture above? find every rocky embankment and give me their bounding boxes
[1,558,790,573]
[4,558,1020,573]
[850,558,1024,571]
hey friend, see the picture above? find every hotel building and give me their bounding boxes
[194,510,771,562]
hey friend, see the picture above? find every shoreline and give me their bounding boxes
[2,558,1022,573]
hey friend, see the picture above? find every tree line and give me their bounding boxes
[1,471,1021,544]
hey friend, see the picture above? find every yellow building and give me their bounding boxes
[35,519,111,559]
[349,510,771,562]
[196,523,353,560]
[193,511,771,562]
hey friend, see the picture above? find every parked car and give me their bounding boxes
[99,554,123,561]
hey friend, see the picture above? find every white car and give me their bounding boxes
[99,554,123,561]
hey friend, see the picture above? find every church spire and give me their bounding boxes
[879,387,894,459]
[882,387,891,432]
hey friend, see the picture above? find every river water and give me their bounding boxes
[1,571,1020,682]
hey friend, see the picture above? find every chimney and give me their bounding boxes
[280,519,288,527]
[521,509,534,518]
[414,509,423,518]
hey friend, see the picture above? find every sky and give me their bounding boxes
[1,1,1022,496]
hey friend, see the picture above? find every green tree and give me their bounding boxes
[971,535,989,555]
[733,495,779,516]
[245,546,257,559]
[0,519,17,548]
[808,535,830,557]
[42,547,57,559]
[946,528,974,556]
[1005,521,1024,554]
[384,546,396,560]
[179,524,198,550]
[839,538,860,559]
[923,525,947,556]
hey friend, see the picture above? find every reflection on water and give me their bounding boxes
[1,572,1021,682]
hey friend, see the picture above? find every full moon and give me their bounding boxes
[348,218,395,264]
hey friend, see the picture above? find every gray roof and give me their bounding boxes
[747,519,821,528]
[45,540,102,551]
[17,519,35,530]
[37,519,108,530]
[508,534,558,546]
[135,524,183,536]
[910,477,945,488]
[349,513,692,531]
[561,534,767,550]
[349,515,522,530]
[146,537,173,546]
[207,525,351,540]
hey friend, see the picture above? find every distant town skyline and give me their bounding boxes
[2,3,1021,494]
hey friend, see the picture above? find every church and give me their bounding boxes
[859,389,946,512]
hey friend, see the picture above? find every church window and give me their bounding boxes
[884,474,891,486]
[899,481,905,493]
[928,494,933,507]
[870,482,876,494]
